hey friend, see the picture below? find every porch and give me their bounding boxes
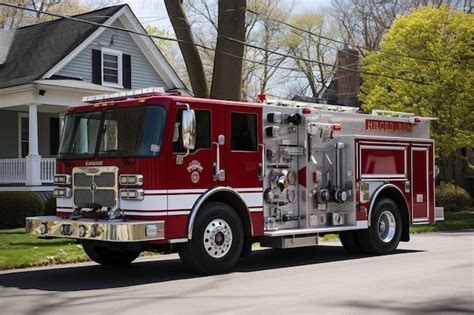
[0,79,120,191]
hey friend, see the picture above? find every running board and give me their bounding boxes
[260,234,318,249]
[263,222,367,237]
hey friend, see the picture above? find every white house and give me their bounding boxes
[0,4,187,191]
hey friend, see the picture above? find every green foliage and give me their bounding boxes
[0,192,44,228]
[359,6,474,159]
[43,196,57,216]
[436,182,472,212]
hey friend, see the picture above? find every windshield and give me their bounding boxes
[58,106,166,159]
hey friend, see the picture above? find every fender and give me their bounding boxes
[187,186,253,240]
[367,183,409,227]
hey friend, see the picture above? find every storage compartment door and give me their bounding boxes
[411,147,429,222]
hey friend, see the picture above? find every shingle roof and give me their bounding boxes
[0,4,126,89]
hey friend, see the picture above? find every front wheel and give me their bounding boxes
[82,242,140,266]
[179,202,243,274]
[357,198,402,255]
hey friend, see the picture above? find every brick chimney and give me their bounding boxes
[324,46,361,107]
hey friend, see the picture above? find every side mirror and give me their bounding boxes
[182,109,196,150]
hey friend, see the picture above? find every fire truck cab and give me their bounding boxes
[26,88,443,274]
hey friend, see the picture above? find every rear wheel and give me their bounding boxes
[82,242,140,266]
[357,198,402,255]
[179,202,243,274]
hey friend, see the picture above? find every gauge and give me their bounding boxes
[287,171,297,186]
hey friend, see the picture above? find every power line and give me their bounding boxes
[221,35,427,84]
[247,8,437,63]
[0,2,429,85]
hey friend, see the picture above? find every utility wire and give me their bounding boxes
[247,8,436,63]
[221,35,427,84]
[0,2,429,85]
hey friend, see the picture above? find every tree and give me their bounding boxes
[285,13,336,98]
[359,6,473,183]
[331,0,473,56]
[164,0,208,97]
[185,0,291,100]
[165,0,246,100]
[210,0,246,100]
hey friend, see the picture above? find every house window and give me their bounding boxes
[101,48,122,87]
[231,113,258,151]
[18,113,29,158]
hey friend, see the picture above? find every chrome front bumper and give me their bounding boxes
[25,216,165,242]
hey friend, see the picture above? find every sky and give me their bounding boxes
[124,0,331,32]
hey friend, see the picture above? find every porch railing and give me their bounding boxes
[40,158,56,183]
[0,158,56,184]
[0,159,26,184]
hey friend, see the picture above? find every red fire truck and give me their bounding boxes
[26,87,443,274]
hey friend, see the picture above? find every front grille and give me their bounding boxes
[72,166,118,210]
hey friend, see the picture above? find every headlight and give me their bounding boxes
[119,174,143,186]
[54,174,71,185]
[120,189,144,200]
[53,187,71,198]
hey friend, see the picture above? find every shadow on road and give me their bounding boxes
[0,245,421,292]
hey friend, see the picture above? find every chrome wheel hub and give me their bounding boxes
[203,219,233,258]
[377,210,396,243]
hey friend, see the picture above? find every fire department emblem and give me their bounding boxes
[187,160,203,184]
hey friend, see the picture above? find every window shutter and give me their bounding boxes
[123,54,132,89]
[92,49,102,85]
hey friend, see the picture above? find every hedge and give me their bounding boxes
[436,183,472,212]
[0,192,44,228]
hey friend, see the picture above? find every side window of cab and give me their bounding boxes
[173,109,211,153]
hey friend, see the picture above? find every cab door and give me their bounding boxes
[168,102,225,191]
[225,106,263,189]
[224,106,264,235]
[166,102,225,239]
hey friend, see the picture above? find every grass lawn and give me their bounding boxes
[410,210,474,233]
[0,228,89,270]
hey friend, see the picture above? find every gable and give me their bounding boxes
[0,5,126,89]
[56,19,166,90]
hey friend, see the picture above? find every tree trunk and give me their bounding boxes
[210,0,246,101]
[164,0,209,97]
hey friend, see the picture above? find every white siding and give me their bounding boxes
[56,20,167,89]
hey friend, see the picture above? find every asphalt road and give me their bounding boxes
[0,231,473,314]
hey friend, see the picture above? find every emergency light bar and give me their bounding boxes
[265,99,359,114]
[82,87,166,103]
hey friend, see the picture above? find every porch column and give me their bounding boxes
[26,103,41,185]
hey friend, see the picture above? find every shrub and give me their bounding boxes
[0,192,44,228]
[43,196,57,216]
[436,183,472,212]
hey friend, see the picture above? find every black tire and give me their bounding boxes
[179,202,243,274]
[339,230,362,254]
[357,198,402,255]
[82,242,140,266]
